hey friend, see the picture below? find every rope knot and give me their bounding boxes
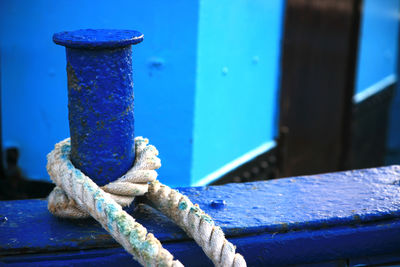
[47,137,246,267]
[47,136,159,218]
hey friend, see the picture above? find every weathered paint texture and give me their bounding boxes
[53,29,143,186]
[1,166,400,266]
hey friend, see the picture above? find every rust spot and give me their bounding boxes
[279,222,289,232]
[95,121,105,129]
[353,214,361,222]
[67,234,114,245]
[67,63,81,91]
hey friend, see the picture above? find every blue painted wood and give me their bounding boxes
[1,166,400,266]
[53,29,143,186]
[0,1,284,187]
[350,254,400,267]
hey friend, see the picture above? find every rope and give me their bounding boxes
[47,137,246,267]
[48,137,159,218]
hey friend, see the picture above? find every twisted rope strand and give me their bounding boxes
[47,137,246,267]
[147,182,246,267]
[47,137,182,266]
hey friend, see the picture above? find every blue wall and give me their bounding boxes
[0,0,284,186]
[355,0,399,95]
[0,0,199,187]
[1,0,399,186]
[192,0,284,185]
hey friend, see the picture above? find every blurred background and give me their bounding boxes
[0,0,399,199]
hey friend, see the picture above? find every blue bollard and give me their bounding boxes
[53,29,144,186]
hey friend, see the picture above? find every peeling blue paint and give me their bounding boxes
[210,199,226,209]
[53,29,143,186]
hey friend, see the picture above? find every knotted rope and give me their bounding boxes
[47,137,246,267]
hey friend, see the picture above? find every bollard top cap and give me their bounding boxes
[53,29,143,49]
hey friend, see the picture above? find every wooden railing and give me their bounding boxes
[1,165,400,266]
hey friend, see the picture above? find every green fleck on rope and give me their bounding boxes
[178,201,187,210]
[46,137,246,267]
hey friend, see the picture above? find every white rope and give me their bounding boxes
[147,181,246,267]
[48,137,158,218]
[47,137,246,267]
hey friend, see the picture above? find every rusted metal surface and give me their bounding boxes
[53,29,143,186]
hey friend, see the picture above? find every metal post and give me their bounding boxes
[53,29,143,186]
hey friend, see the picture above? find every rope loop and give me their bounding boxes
[47,137,246,267]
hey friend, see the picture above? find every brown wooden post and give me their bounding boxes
[277,0,363,177]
